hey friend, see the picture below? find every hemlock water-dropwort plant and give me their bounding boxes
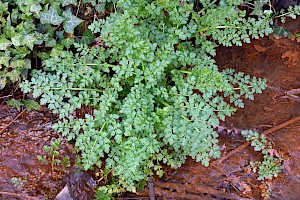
[20,0,300,195]
[242,130,283,181]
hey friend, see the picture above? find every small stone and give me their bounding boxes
[55,185,73,200]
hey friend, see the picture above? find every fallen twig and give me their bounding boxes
[148,177,155,200]
[155,189,216,200]
[268,86,300,102]
[0,94,13,99]
[212,141,251,166]
[262,116,300,135]
[155,182,246,200]
[212,116,300,166]
[285,88,300,102]
[115,197,148,200]
[0,109,26,135]
[0,191,39,200]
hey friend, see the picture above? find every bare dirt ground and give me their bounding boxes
[0,20,300,200]
[0,106,75,200]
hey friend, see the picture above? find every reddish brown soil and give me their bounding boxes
[0,106,75,200]
[1,21,300,200]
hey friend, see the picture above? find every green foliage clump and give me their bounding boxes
[6,98,40,111]
[0,0,87,89]
[257,155,282,180]
[242,130,283,180]
[19,0,299,195]
[271,3,300,37]
[37,138,71,172]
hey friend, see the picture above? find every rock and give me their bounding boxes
[55,185,74,200]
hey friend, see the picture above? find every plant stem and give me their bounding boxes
[41,87,103,92]
[142,61,147,84]
[154,97,170,107]
[198,25,241,33]
[233,85,254,90]
[90,122,106,155]
[87,63,117,68]
[178,69,191,74]
[274,11,295,19]
[198,0,218,14]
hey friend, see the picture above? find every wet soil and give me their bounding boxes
[0,105,75,200]
[1,20,300,200]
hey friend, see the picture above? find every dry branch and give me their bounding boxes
[0,109,26,135]
[0,191,39,200]
[155,182,246,200]
[212,115,300,166]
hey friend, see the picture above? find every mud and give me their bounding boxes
[0,106,75,200]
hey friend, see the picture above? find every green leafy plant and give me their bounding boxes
[242,130,283,180]
[19,0,300,196]
[96,185,117,200]
[82,0,113,14]
[40,6,83,34]
[260,182,272,199]
[37,138,70,179]
[276,2,300,23]
[271,4,300,38]
[6,98,40,111]
[272,26,291,38]
[0,0,87,90]
[257,155,282,180]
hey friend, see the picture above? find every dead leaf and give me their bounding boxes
[254,44,267,52]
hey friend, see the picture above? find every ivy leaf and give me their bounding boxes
[23,34,37,50]
[0,56,11,67]
[45,38,57,47]
[78,29,95,44]
[50,45,64,57]
[272,26,291,38]
[6,99,23,111]
[40,6,65,25]
[250,1,267,17]
[0,37,12,50]
[56,31,65,40]
[6,69,20,82]
[61,0,77,7]
[11,35,23,47]
[0,77,6,90]
[0,2,8,15]
[22,100,41,111]
[62,9,83,34]
[60,38,74,49]
[4,24,16,38]
[10,59,31,69]
[29,3,42,13]
[95,3,106,13]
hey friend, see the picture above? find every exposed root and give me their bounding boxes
[0,109,26,135]
[0,109,26,134]
[116,198,148,200]
[148,178,155,200]
[0,191,40,200]
[268,86,300,102]
[285,88,300,102]
[212,116,300,167]
[155,182,246,200]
